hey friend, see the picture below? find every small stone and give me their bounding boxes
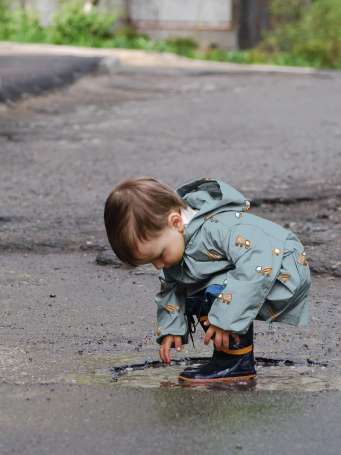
[96,251,122,267]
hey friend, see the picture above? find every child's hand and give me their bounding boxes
[160,335,182,364]
[203,321,233,350]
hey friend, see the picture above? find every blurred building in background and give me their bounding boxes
[13,0,269,50]
[127,0,236,50]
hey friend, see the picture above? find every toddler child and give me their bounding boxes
[104,177,311,383]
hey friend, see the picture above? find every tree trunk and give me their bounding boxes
[238,0,269,50]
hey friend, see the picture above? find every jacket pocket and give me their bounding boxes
[267,252,301,302]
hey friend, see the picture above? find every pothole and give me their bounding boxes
[97,357,341,392]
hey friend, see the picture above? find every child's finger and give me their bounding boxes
[160,338,169,363]
[164,337,173,364]
[161,345,169,364]
[222,332,229,349]
[174,336,182,352]
[159,346,165,363]
[214,331,222,350]
[204,327,214,345]
[160,343,167,363]
[164,349,169,364]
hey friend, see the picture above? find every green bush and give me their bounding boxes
[293,0,341,67]
[4,9,47,42]
[111,27,152,49]
[0,0,46,42]
[261,0,341,68]
[159,37,198,57]
[0,0,10,39]
[269,0,308,25]
[48,0,117,46]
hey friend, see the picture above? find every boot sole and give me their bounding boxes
[178,374,256,384]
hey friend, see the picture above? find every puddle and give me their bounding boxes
[110,357,341,392]
[69,356,341,392]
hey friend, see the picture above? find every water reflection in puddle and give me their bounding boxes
[110,358,341,392]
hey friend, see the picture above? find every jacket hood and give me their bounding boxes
[176,178,249,243]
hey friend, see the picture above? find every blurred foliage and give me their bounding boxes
[110,33,198,57]
[0,0,340,69]
[269,0,309,24]
[260,0,341,68]
[0,0,46,42]
[0,0,10,38]
[49,0,116,46]
[203,0,341,69]
[156,38,198,57]
[0,8,47,42]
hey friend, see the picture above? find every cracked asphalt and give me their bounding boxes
[0,58,341,454]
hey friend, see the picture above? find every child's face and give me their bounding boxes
[135,211,185,270]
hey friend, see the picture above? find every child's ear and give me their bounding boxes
[168,211,184,233]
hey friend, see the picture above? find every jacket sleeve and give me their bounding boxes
[206,222,275,334]
[155,271,188,345]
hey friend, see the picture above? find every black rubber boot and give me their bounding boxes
[179,351,256,383]
[178,323,256,383]
[180,286,256,383]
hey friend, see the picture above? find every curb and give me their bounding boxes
[1,42,340,78]
[1,42,339,102]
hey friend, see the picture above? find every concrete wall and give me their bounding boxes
[129,0,236,50]
[129,0,233,24]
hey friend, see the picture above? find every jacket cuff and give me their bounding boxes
[156,331,189,345]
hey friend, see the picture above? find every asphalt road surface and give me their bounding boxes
[0,58,340,454]
[0,54,100,102]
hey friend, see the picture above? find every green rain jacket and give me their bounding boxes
[155,178,311,344]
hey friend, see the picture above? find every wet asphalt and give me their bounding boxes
[0,56,341,454]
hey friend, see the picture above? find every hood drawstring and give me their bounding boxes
[185,295,206,349]
[186,314,198,348]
